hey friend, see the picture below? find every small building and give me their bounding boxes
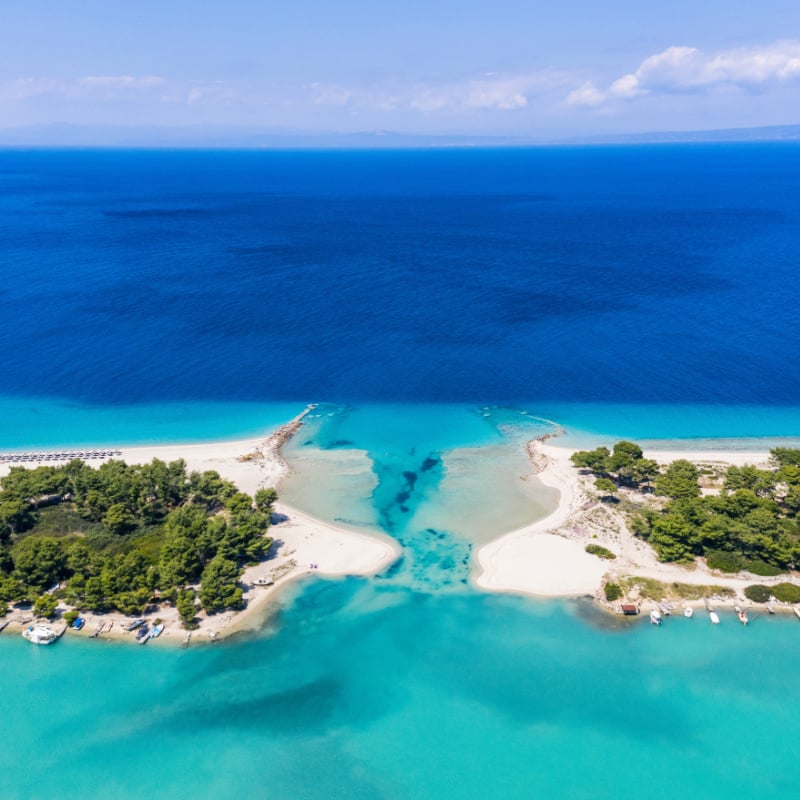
[620,604,640,616]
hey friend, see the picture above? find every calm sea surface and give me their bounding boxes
[2,146,800,799]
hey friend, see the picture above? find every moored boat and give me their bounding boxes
[794,607,800,621]
[650,608,662,626]
[72,617,85,630]
[135,624,150,643]
[22,624,58,645]
[124,618,145,632]
[709,611,720,625]
[684,607,694,619]
[252,576,274,587]
[149,623,164,639]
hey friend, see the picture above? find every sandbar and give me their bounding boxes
[475,442,800,610]
[0,411,399,645]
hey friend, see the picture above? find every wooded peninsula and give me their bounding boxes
[0,458,277,627]
[571,441,800,590]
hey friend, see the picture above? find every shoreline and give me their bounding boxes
[475,441,800,615]
[0,407,400,646]
[5,414,800,643]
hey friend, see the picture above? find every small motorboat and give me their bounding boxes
[135,625,150,643]
[650,608,662,626]
[709,611,720,625]
[72,617,85,630]
[22,625,58,645]
[252,576,274,587]
[149,623,165,639]
[124,618,145,632]
[684,607,694,619]
[794,607,800,621]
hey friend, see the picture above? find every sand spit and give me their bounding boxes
[0,407,399,646]
[475,442,800,613]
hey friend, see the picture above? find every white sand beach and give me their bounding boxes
[0,412,399,644]
[6,415,800,640]
[475,442,607,596]
[475,442,800,607]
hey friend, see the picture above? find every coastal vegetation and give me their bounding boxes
[743,583,800,603]
[618,576,734,601]
[572,442,800,574]
[603,582,623,601]
[0,459,276,623]
[585,543,616,559]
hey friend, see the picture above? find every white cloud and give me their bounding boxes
[571,40,800,108]
[0,75,167,102]
[566,81,605,107]
[310,72,567,114]
[306,82,358,107]
[4,77,60,99]
[78,75,165,90]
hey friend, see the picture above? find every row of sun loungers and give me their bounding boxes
[0,449,122,463]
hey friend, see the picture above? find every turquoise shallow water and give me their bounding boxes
[4,402,800,799]
[0,396,306,450]
[2,582,799,800]
[5,395,800,451]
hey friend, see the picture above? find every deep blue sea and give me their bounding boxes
[3,146,800,799]
[1,145,799,411]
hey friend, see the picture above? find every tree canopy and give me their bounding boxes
[0,458,276,620]
[573,442,800,572]
[571,441,658,489]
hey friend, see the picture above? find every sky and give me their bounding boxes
[2,0,800,138]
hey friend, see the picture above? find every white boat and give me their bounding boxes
[22,625,58,645]
[709,611,720,625]
[650,609,662,626]
[252,577,274,587]
[149,623,165,639]
[794,607,800,621]
[684,607,694,619]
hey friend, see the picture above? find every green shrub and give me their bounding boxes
[33,593,58,619]
[705,550,744,573]
[744,585,772,603]
[593,478,617,495]
[743,559,783,577]
[771,583,800,603]
[63,609,79,625]
[671,582,734,600]
[586,543,616,560]
[604,582,623,601]
[622,576,667,600]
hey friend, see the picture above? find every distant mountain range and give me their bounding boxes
[1,122,799,148]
